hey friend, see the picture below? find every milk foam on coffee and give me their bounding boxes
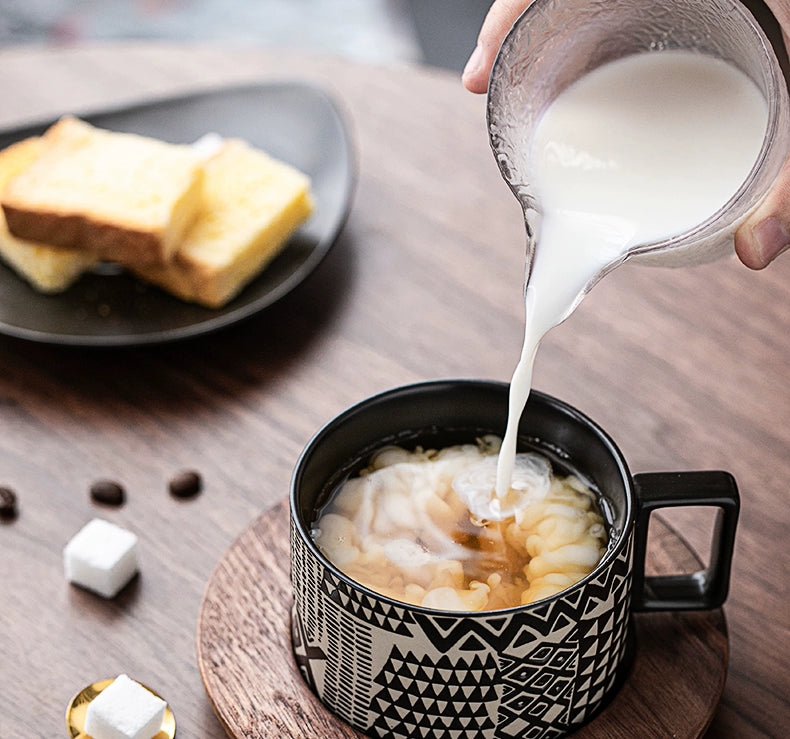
[494,50,768,499]
[313,438,607,612]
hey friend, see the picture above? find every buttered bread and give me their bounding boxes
[0,138,96,293]
[1,117,204,268]
[0,121,314,308]
[132,139,314,308]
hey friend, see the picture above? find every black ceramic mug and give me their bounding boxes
[290,380,739,738]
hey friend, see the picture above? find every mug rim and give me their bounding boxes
[290,378,635,618]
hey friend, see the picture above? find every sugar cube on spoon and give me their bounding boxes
[84,674,166,739]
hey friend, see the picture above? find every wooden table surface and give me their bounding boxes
[0,44,787,739]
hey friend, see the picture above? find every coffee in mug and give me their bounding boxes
[312,437,609,612]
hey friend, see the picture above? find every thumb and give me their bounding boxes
[734,155,790,269]
[463,0,534,94]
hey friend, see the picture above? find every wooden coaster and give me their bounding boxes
[197,500,728,738]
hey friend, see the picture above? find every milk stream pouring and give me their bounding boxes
[487,50,769,503]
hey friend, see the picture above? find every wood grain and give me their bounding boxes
[198,500,727,739]
[0,44,788,738]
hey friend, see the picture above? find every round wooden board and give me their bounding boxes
[197,500,728,738]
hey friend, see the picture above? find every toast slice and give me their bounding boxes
[1,117,204,267]
[132,140,314,308]
[0,137,96,293]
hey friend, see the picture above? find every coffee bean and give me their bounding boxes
[0,486,18,520]
[90,480,126,507]
[169,470,202,499]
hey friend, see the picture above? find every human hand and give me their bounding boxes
[463,0,790,269]
[735,0,790,269]
[461,0,533,95]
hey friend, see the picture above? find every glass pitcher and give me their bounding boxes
[487,0,790,271]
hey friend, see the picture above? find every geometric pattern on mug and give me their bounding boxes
[291,520,326,644]
[321,569,416,636]
[411,589,580,656]
[495,649,577,738]
[370,647,499,738]
[290,602,326,692]
[321,597,374,730]
[292,521,636,739]
[570,535,634,723]
[492,589,581,737]
[411,611,522,654]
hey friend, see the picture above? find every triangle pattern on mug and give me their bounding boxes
[371,647,499,738]
[321,570,416,636]
[412,610,527,653]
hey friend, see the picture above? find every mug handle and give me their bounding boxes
[632,471,739,612]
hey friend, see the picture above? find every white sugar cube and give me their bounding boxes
[64,518,138,598]
[85,674,166,739]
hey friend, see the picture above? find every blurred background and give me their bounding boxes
[0,0,492,72]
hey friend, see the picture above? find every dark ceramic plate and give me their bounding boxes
[0,82,355,346]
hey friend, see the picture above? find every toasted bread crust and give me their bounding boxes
[2,204,163,264]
